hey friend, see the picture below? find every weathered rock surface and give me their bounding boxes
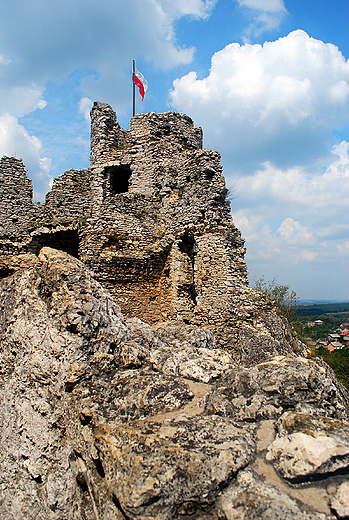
[204,357,349,422]
[1,247,349,519]
[266,413,349,482]
[330,481,349,519]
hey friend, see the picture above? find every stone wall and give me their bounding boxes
[0,157,34,238]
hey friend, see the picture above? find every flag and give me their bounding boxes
[133,68,148,101]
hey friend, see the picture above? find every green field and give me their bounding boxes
[309,348,349,390]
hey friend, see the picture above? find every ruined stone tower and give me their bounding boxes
[0,102,300,360]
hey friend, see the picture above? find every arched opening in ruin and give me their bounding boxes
[107,165,132,194]
[29,229,80,258]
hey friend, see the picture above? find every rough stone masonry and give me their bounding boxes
[0,101,301,362]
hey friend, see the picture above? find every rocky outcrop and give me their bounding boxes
[0,248,348,519]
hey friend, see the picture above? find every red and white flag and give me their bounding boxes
[133,68,148,101]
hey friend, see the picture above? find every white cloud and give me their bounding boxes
[299,250,318,262]
[0,0,211,85]
[330,80,349,105]
[170,31,349,172]
[233,141,349,219]
[231,137,349,297]
[324,141,349,180]
[238,0,284,10]
[79,97,93,123]
[277,218,314,246]
[235,0,287,38]
[0,54,11,65]
[159,0,216,19]
[336,241,349,255]
[0,113,52,199]
[0,84,47,119]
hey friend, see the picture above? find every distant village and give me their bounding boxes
[312,321,349,351]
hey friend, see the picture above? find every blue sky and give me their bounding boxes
[0,0,348,300]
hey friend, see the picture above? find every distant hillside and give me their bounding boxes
[294,302,349,316]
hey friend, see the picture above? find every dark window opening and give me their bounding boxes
[107,165,132,194]
[204,168,215,180]
[0,267,15,280]
[94,456,105,478]
[29,229,80,258]
[178,231,196,258]
[178,232,198,306]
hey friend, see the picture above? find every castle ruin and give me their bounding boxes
[0,102,299,360]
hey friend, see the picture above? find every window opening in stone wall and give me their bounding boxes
[204,168,215,180]
[107,165,132,194]
[29,230,80,258]
[178,231,198,305]
[0,267,15,280]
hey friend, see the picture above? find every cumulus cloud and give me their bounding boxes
[170,30,349,172]
[277,218,314,246]
[0,84,47,119]
[0,113,52,199]
[230,135,349,298]
[324,141,349,180]
[336,241,349,255]
[0,0,213,118]
[0,54,11,65]
[233,142,349,219]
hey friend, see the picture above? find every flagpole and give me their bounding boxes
[132,60,136,117]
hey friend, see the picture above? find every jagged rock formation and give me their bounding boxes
[0,248,348,519]
[1,104,349,519]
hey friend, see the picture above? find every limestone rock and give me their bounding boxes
[0,247,348,519]
[331,481,349,519]
[0,247,252,519]
[266,412,349,482]
[204,356,349,422]
[216,469,329,520]
[95,417,256,519]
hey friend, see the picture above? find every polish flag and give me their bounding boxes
[133,68,148,101]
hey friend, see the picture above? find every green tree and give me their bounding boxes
[253,276,299,320]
